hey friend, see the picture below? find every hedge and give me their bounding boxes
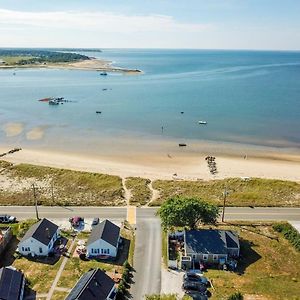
[273,223,300,251]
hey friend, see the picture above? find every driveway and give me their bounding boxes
[131,208,161,299]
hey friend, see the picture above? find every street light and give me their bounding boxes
[221,186,229,223]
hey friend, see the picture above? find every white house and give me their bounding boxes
[87,219,120,258]
[18,218,60,257]
[65,268,117,300]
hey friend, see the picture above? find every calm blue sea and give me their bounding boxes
[0,49,300,155]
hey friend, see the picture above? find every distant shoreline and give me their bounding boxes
[0,58,143,74]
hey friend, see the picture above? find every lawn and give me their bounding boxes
[151,177,300,207]
[0,161,125,206]
[163,223,300,300]
[125,177,151,206]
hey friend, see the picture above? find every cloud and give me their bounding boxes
[0,9,213,33]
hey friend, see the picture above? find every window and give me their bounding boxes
[39,247,43,253]
[213,254,218,260]
[22,247,24,251]
[203,254,208,260]
[91,249,94,254]
[107,249,110,254]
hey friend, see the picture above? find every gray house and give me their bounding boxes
[0,266,26,300]
[182,229,240,268]
[65,268,117,300]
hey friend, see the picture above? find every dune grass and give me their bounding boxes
[125,177,151,206]
[151,177,300,207]
[0,161,125,206]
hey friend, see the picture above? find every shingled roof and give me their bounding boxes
[185,229,239,255]
[65,268,115,300]
[20,218,58,246]
[87,219,120,247]
[0,267,24,300]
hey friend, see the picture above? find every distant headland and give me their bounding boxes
[0,48,142,74]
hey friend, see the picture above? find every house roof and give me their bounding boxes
[0,267,24,300]
[185,229,239,255]
[65,268,115,300]
[87,219,120,247]
[20,218,58,246]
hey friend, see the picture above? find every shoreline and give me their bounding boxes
[1,145,300,182]
[0,58,143,74]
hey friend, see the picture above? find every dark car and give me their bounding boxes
[0,215,16,223]
[92,217,99,226]
[184,272,209,286]
[182,281,207,294]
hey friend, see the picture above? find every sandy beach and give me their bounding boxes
[0,58,142,74]
[1,146,300,182]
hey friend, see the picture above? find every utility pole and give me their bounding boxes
[32,183,40,220]
[51,181,54,203]
[222,186,228,223]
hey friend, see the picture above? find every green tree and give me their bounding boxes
[157,197,219,229]
[228,291,243,300]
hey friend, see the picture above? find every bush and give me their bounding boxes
[273,223,300,251]
[228,292,243,300]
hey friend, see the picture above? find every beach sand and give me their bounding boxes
[0,146,299,182]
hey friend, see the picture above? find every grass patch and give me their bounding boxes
[151,177,300,207]
[0,161,125,206]
[125,177,151,206]
[51,291,69,300]
[162,230,168,267]
[0,56,33,64]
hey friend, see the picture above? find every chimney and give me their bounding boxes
[46,227,50,239]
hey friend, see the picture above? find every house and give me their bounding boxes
[87,219,120,258]
[18,218,60,257]
[0,266,26,300]
[182,229,240,268]
[65,268,117,300]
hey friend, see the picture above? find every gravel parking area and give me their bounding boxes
[161,267,185,298]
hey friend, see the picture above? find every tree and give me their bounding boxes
[228,292,243,300]
[157,197,219,229]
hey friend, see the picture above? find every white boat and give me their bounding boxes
[198,121,207,125]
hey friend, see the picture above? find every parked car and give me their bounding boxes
[0,214,16,223]
[184,272,209,286]
[92,217,99,226]
[182,281,207,294]
[69,216,84,227]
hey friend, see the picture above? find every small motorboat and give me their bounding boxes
[179,143,187,147]
[49,99,60,105]
[100,72,108,76]
[181,111,184,114]
[198,121,207,125]
[96,111,102,114]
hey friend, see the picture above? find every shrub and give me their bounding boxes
[228,292,243,300]
[273,223,300,251]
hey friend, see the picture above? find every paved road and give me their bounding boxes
[1,206,300,221]
[131,208,161,299]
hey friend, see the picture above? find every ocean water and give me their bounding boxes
[0,49,300,156]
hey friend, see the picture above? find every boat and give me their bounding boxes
[39,97,53,102]
[198,121,207,125]
[100,72,108,76]
[96,111,102,114]
[179,143,187,147]
[49,99,60,105]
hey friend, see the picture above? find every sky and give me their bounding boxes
[0,0,299,50]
